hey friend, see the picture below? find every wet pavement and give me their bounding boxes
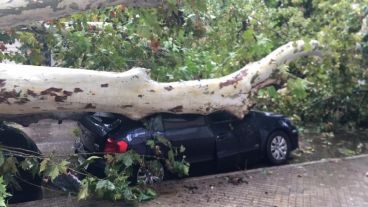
[142,154,368,207]
[12,154,368,207]
[14,120,77,156]
[291,130,368,163]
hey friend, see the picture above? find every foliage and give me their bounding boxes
[1,1,367,129]
[0,134,189,203]
[146,136,190,177]
[77,151,155,203]
[0,176,10,207]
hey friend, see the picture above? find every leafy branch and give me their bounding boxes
[0,135,190,204]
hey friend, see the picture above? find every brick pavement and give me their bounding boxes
[142,154,368,207]
[12,155,368,207]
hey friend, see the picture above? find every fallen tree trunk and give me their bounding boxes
[0,40,320,123]
[0,0,163,29]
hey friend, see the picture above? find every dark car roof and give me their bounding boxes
[146,110,284,121]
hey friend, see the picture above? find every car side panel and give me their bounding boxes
[211,121,245,170]
[164,126,216,164]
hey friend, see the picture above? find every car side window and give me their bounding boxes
[145,115,164,131]
[208,112,236,124]
[163,114,206,130]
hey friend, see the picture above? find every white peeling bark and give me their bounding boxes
[0,0,163,29]
[361,15,368,34]
[0,40,320,121]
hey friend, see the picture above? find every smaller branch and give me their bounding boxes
[360,12,368,34]
[0,0,164,29]
[251,79,280,92]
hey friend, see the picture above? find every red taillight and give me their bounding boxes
[104,138,116,153]
[116,140,128,153]
[104,138,128,153]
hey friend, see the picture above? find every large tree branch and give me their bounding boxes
[0,0,164,29]
[0,40,320,124]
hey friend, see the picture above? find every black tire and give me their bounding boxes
[266,131,291,165]
[8,170,43,204]
[0,124,43,204]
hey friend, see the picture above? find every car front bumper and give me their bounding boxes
[289,128,299,150]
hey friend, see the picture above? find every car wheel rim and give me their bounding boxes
[270,135,287,160]
[137,161,164,185]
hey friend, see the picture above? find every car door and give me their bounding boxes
[161,114,216,164]
[207,112,242,169]
[234,113,261,154]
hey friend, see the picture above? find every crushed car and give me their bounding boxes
[75,110,299,184]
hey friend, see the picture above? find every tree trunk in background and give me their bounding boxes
[0,0,163,29]
[0,40,320,124]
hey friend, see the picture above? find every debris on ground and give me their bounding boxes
[225,176,248,185]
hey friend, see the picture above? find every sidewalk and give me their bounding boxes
[12,154,368,207]
[143,154,368,207]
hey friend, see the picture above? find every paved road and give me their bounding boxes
[15,120,77,156]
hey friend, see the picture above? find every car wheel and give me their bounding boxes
[0,124,43,203]
[135,160,164,185]
[266,131,290,165]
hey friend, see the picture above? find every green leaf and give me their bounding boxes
[20,159,32,171]
[242,29,255,43]
[138,188,157,201]
[0,176,11,207]
[121,154,133,168]
[0,199,6,207]
[288,79,307,99]
[338,148,356,156]
[86,156,102,161]
[47,165,60,181]
[182,163,190,176]
[0,152,4,167]
[78,181,89,200]
[96,180,115,191]
[267,86,278,98]
[39,159,49,173]
[179,145,186,153]
[3,157,18,174]
[156,136,171,147]
[167,149,175,162]
[58,160,70,174]
[146,139,155,149]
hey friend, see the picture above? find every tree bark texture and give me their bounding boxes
[0,0,163,29]
[0,40,320,122]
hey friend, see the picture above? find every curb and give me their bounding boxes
[162,153,368,184]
